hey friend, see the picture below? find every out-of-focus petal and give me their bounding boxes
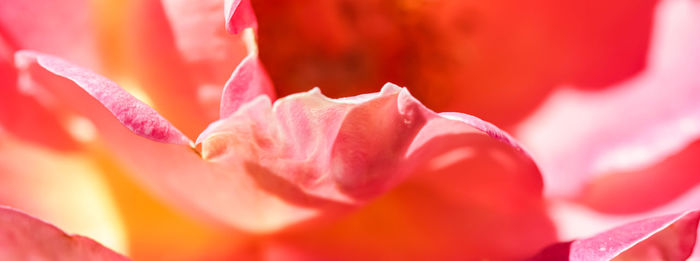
[220,53,276,118]
[527,210,700,261]
[0,206,130,261]
[0,133,127,254]
[0,42,77,150]
[91,150,251,261]
[580,140,700,213]
[0,0,99,69]
[0,7,90,150]
[516,0,700,206]
[225,0,258,34]
[15,51,191,145]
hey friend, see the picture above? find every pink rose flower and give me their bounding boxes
[0,0,699,260]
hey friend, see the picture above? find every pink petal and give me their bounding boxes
[14,51,190,145]
[195,82,554,253]
[220,53,276,118]
[0,41,76,150]
[0,132,127,253]
[528,210,700,260]
[225,0,258,34]
[0,0,99,69]
[0,3,94,150]
[0,206,130,261]
[580,140,700,213]
[12,50,324,233]
[222,93,555,259]
[13,49,549,238]
[516,0,700,206]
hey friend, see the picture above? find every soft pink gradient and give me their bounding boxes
[0,207,129,261]
[0,0,699,259]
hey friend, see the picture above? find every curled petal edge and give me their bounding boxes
[14,50,191,146]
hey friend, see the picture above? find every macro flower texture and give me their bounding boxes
[1,0,700,260]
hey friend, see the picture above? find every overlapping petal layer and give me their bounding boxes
[220,53,276,118]
[0,207,129,261]
[7,0,696,260]
[14,48,553,254]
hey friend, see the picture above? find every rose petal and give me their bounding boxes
[0,0,96,150]
[10,51,240,234]
[195,82,551,243]
[0,42,77,150]
[14,51,190,145]
[0,0,99,69]
[261,133,555,260]
[14,49,548,236]
[579,140,700,213]
[0,132,127,254]
[516,0,700,204]
[220,53,276,118]
[92,152,252,261]
[225,0,258,34]
[527,210,700,261]
[12,50,319,233]
[0,206,130,261]
[196,84,555,259]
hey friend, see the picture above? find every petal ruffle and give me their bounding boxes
[528,210,700,260]
[195,82,554,253]
[220,53,276,118]
[0,206,130,261]
[198,83,543,203]
[516,0,700,209]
